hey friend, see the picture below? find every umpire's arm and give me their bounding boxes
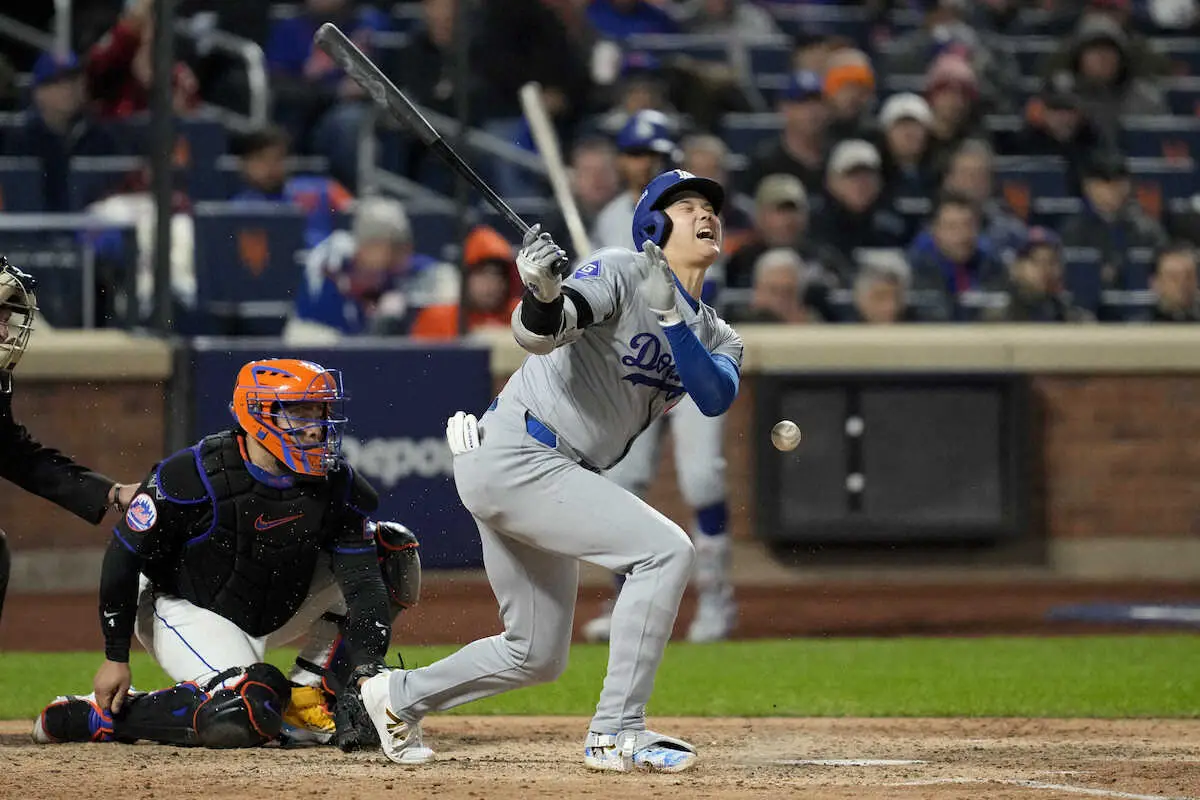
[0,390,117,523]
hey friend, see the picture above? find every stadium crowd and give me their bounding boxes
[2,0,1200,335]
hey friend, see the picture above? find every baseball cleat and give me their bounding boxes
[687,588,737,643]
[359,671,435,765]
[32,695,114,744]
[279,685,336,746]
[581,599,615,643]
[583,729,698,773]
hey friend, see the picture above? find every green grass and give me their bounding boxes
[2,636,1196,721]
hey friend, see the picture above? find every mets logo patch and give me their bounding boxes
[573,261,601,279]
[126,493,158,532]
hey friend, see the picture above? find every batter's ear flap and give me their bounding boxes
[637,211,673,248]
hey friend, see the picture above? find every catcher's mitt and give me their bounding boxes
[334,662,387,752]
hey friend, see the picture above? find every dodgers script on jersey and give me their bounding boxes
[503,247,743,470]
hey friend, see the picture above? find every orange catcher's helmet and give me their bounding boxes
[230,358,348,477]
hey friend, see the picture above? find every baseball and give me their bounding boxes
[771,420,802,451]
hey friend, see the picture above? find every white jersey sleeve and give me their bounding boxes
[710,316,745,370]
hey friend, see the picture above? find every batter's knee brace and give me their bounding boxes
[375,521,421,610]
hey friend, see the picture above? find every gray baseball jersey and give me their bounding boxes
[504,246,744,471]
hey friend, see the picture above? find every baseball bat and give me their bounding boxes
[519,82,592,260]
[314,23,550,255]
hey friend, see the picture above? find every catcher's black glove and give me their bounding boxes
[334,662,388,752]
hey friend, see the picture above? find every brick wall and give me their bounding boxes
[1034,375,1200,539]
[1,380,167,549]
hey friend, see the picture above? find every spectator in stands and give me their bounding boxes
[726,173,849,291]
[293,196,457,336]
[591,110,677,248]
[680,0,780,37]
[1039,1,1171,80]
[267,0,391,189]
[85,0,200,120]
[849,258,917,324]
[0,54,16,112]
[1150,241,1200,321]
[822,49,878,144]
[476,0,593,197]
[940,139,1028,266]
[1059,151,1168,289]
[230,126,354,249]
[682,133,753,240]
[791,34,854,75]
[923,54,988,177]
[809,140,909,265]
[4,51,118,212]
[543,137,620,256]
[877,93,938,201]
[1055,14,1169,142]
[881,0,1021,114]
[999,79,1109,197]
[586,0,680,40]
[743,70,827,197]
[727,248,815,324]
[908,191,1007,319]
[589,51,676,140]
[987,227,1092,322]
[411,225,521,339]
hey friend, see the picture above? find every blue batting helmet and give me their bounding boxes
[631,169,725,249]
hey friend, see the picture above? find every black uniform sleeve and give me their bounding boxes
[0,390,116,523]
[99,449,210,662]
[328,465,390,666]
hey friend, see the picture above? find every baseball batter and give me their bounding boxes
[31,359,421,751]
[353,169,743,773]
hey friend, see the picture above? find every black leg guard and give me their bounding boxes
[113,663,290,748]
[0,527,9,624]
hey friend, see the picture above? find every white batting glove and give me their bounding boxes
[446,411,480,456]
[638,240,681,326]
[516,224,566,303]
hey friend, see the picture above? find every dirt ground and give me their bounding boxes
[2,717,1197,800]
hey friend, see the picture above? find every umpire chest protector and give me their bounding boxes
[149,431,352,636]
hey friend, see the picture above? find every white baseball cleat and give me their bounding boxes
[581,599,615,643]
[359,671,435,765]
[584,729,698,773]
[687,589,737,643]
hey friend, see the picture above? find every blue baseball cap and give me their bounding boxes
[615,110,677,156]
[784,70,823,102]
[620,50,663,78]
[32,51,82,87]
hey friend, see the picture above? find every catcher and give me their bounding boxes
[31,358,420,750]
[0,256,137,624]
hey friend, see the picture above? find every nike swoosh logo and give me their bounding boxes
[255,513,304,531]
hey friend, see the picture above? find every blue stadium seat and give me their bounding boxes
[1128,157,1196,218]
[1120,116,1200,160]
[1009,38,1057,77]
[477,197,557,248]
[993,157,1069,222]
[406,206,459,261]
[1153,37,1200,75]
[191,202,307,335]
[748,41,794,75]
[1161,76,1200,116]
[0,157,45,213]
[766,4,871,43]
[720,113,781,159]
[624,33,727,64]
[178,117,229,201]
[67,156,143,211]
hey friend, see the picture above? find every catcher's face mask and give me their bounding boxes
[0,257,38,378]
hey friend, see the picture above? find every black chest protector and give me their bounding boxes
[149,431,342,636]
